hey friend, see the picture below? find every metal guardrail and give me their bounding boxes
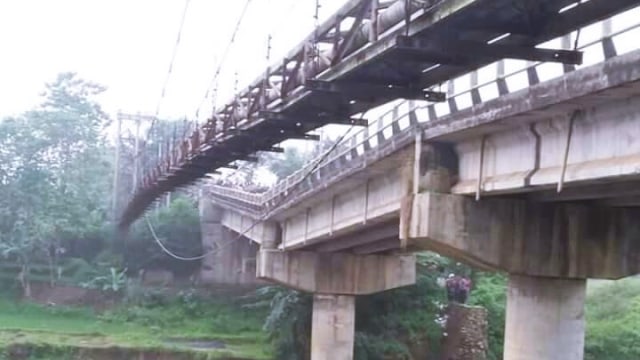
[206,10,640,214]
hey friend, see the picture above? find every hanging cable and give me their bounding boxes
[313,0,321,68]
[147,111,367,261]
[146,215,211,261]
[154,0,192,121]
[133,0,192,163]
[312,0,324,147]
[195,0,254,119]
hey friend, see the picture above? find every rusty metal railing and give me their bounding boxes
[205,10,640,215]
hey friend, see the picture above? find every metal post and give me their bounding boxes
[111,112,122,219]
[132,114,141,193]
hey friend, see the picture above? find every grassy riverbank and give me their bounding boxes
[0,297,271,360]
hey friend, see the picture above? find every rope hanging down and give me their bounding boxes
[147,111,367,261]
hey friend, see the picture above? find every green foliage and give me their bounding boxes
[264,146,309,180]
[259,135,347,181]
[60,258,95,282]
[127,197,202,276]
[0,72,111,293]
[0,295,269,359]
[257,286,312,360]
[353,253,449,358]
[81,267,127,292]
[468,273,507,360]
[585,278,640,360]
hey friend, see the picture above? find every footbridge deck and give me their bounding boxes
[120,0,640,228]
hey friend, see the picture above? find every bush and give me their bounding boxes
[126,197,202,277]
[468,273,507,360]
[585,278,640,360]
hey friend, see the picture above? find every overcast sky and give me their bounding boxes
[0,0,347,121]
[1,1,638,123]
[2,1,638,186]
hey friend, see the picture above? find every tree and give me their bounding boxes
[0,72,112,295]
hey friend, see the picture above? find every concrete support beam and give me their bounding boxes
[199,200,262,286]
[311,294,356,360]
[403,192,640,279]
[257,250,416,295]
[504,275,586,360]
[220,209,280,247]
[416,141,457,193]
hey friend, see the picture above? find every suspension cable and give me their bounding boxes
[136,0,192,162]
[147,112,366,261]
[195,0,254,119]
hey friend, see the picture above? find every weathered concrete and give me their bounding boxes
[257,249,416,295]
[311,294,356,360]
[403,192,640,279]
[503,275,586,360]
[199,200,262,286]
[220,208,279,247]
[453,91,640,196]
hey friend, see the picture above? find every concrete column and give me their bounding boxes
[198,200,261,286]
[504,275,586,360]
[311,294,356,360]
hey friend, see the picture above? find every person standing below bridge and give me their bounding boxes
[456,276,472,304]
[445,274,472,304]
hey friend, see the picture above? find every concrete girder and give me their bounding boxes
[257,250,416,295]
[402,192,640,279]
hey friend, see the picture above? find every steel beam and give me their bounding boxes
[261,110,369,127]
[280,131,321,141]
[396,36,583,65]
[305,79,446,102]
[260,146,285,153]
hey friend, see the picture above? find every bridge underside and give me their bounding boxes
[120,0,638,228]
[208,47,640,258]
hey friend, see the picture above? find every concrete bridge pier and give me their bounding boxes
[311,294,356,360]
[504,275,586,360]
[198,201,261,287]
[403,190,640,360]
[257,249,416,359]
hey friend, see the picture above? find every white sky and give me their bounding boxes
[1,0,638,139]
[1,1,638,187]
[0,0,347,120]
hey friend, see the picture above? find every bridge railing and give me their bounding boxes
[206,9,640,212]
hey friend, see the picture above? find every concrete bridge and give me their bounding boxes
[196,10,640,360]
[119,0,640,358]
[120,0,638,226]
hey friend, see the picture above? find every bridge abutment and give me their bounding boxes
[504,275,586,360]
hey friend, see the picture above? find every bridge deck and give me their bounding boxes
[207,45,640,253]
[120,0,640,227]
